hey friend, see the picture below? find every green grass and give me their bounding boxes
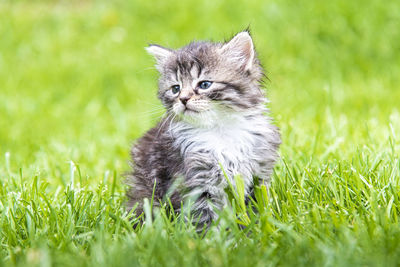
[1,0,400,266]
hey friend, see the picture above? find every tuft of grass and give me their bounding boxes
[1,0,400,266]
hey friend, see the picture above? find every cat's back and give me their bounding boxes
[126,118,182,212]
[131,119,180,173]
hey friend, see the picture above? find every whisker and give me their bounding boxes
[156,111,174,138]
[136,100,165,108]
[134,108,166,120]
[168,113,178,139]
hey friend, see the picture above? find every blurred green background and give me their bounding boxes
[1,0,400,266]
[0,0,399,185]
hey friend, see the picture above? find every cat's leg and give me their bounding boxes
[126,173,164,216]
[182,160,227,228]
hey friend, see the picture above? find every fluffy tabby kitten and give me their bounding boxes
[126,31,281,227]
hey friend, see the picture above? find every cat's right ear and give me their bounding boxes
[146,44,173,66]
[219,31,255,71]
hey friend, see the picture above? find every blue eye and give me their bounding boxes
[171,85,180,94]
[198,81,213,89]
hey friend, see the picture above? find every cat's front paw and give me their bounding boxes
[193,206,217,230]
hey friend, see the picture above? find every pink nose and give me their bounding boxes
[179,95,191,105]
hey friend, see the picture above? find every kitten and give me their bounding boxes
[126,31,281,227]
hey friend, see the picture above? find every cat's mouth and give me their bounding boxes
[183,101,210,114]
[173,101,210,117]
[183,107,200,114]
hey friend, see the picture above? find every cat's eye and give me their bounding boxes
[198,81,213,90]
[171,85,180,94]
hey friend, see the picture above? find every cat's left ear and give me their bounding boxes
[146,44,173,65]
[220,31,255,71]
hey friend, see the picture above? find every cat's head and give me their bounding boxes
[147,31,266,125]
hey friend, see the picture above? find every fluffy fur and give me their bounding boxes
[126,31,281,227]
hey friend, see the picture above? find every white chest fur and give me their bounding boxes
[171,112,273,193]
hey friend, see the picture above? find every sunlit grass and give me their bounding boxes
[0,0,399,266]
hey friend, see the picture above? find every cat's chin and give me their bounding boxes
[178,110,227,129]
[183,108,201,115]
[175,109,208,126]
[176,106,206,117]
[172,103,235,128]
[179,109,203,121]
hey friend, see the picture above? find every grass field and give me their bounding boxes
[1,0,400,266]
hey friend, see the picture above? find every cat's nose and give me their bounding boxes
[179,95,191,105]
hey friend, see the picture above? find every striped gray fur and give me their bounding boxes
[126,31,281,227]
